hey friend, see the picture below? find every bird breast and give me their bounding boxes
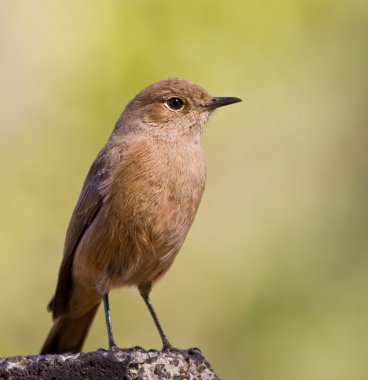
[93,137,206,289]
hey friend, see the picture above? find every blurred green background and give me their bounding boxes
[1,1,367,379]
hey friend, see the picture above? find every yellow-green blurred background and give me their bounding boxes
[1,1,367,379]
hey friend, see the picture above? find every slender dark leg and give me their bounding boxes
[103,293,117,349]
[142,293,172,350]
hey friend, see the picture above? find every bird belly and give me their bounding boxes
[73,141,206,295]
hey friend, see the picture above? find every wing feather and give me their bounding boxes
[49,150,112,318]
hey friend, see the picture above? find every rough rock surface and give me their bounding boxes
[0,346,220,379]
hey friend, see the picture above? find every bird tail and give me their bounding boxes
[40,303,100,355]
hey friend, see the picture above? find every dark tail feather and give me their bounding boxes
[40,303,100,355]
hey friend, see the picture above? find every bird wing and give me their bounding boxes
[49,149,113,318]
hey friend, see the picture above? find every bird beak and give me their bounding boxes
[204,97,242,110]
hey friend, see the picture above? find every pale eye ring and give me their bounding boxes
[165,97,185,111]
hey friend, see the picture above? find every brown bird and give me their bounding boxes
[40,78,241,354]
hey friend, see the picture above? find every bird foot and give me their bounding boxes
[161,343,174,351]
[109,343,119,352]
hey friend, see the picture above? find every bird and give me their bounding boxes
[40,77,241,355]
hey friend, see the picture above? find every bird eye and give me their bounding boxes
[165,97,184,111]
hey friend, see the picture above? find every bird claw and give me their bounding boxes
[109,343,119,352]
[161,343,174,351]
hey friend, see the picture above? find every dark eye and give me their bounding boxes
[165,97,184,111]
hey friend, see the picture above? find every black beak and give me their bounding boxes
[204,96,242,110]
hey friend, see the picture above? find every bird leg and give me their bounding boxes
[140,287,172,350]
[103,293,117,349]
